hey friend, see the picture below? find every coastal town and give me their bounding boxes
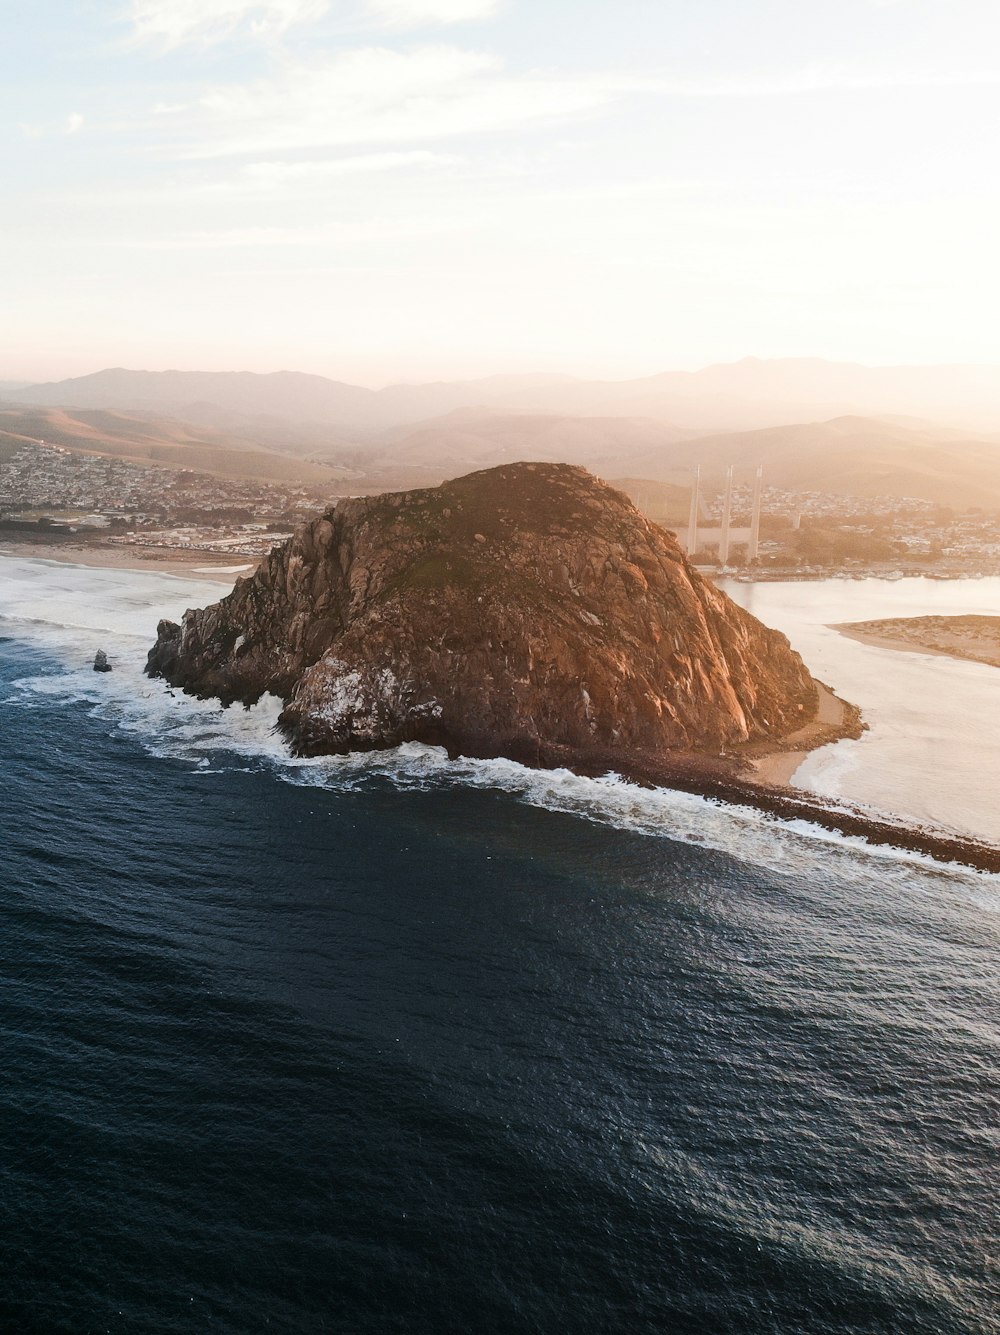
[0,440,337,559]
[2,437,1000,578]
[699,483,1000,576]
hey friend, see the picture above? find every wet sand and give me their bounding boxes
[739,683,862,787]
[0,539,259,585]
[834,615,1000,669]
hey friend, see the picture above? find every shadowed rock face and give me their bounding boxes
[146,463,819,763]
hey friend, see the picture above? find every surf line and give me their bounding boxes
[623,762,1000,873]
[466,741,1000,874]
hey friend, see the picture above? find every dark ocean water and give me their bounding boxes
[2,634,998,1335]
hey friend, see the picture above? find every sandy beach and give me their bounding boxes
[833,614,1000,669]
[0,539,259,585]
[739,683,861,787]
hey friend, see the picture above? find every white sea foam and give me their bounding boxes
[2,554,998,893]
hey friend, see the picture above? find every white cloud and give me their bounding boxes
[126,0,330,48]
[165,46,624,158]
[18,113,86,139]
[103,214,470,248]
[125,0,498,46]
[112,226,334,248]
[240,149,461,183]
[654,65,1000,98]
[366,0,499,27]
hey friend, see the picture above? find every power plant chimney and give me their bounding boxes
[748,464,763,563]
[718,465,733,566]
[686,465,700,557]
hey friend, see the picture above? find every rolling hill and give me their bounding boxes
[596,416,1000,509]
[343,411,1000,509]
[0,405,351,487]
[5,386,1000,510]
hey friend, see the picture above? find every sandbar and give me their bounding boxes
[833,615,1000,669]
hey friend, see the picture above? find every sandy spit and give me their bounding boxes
[0,539,260,585]
[833,615,1000,670]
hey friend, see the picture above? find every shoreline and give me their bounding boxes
[521,737,1000,873]
[0,539,259,585]
[618,758,1000,874]
[738,682,861,787]
[281,729,1000,873]
[276,685,1000,870]
[5,540,1000,592]
[7,543,997,870]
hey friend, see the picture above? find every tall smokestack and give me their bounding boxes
[748,464,763,563]
[686,465,700,557]
[719,465,733,566]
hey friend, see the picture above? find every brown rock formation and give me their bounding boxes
[146,463,822,765]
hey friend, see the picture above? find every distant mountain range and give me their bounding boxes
[5,359,1000,508]
[11,357,1000,434]
[5,400,999,509]
[370,412,1000,509]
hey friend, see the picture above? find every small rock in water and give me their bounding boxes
[93,650,112,673]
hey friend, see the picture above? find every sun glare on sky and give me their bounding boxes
[3,0,1000,382]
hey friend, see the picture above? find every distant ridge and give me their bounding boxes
[593,415,1000,509]
[0,403,350,487]
[5,394,999,508]
[11,369,379,430]
[12,357,1000,434]
[371,412,1000,508]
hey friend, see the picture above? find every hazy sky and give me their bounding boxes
[3,0,1000,383]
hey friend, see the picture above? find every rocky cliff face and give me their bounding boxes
[147,463,820,766]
